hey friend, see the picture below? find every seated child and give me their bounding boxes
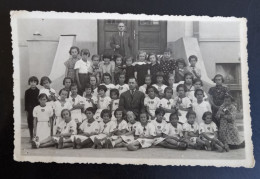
[144,86,160,120]
[183,110,205,149]
[25,76,40,142]
[59,77,73,98]
[127,112,156,151]
[104,108,128,148]
[199,111,227,152]
[156,112,187,150]
[100,73,116,97]
[139,75,152,97]
[68,84,85,126]
[192,89,211,124]
[72,107,101,149]
[152,72,168,99]
[151,108,168,146]
[91,54,102,84]
[159,87,177,122]
[187,79,208,103]
[186,55,201,80]
[174,84,192,124]
[110,89,120,121]
[94,85,111,122]
[175,58,188,83]
[115,73,129,96]
[82,84,97,111]
[31,94,54,148]
[106,111,141,148]
[92,109,117,149]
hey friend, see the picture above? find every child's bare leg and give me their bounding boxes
[165,138,178,146]
[61,143,73,148]
[158,141,179,149]
[39,140,55,148]
[112,137,123,147]
[39,136,53,145]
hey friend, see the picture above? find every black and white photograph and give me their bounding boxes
[12,11,254,167]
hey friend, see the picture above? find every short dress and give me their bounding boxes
[33,105,53,142]
[182,122,200,144]
[71,119,101,142]
[110,119,128,142]
[64,57,80,81]
[144,96,161,118]
[199,121,218,141]
[94,96,111,122]
[159,98,175,122]
[174,97,192,124]
[134,123,156,148]
[192,101,212,124]
[151,119,168,145]
[68,95,85,123]
[120,121,141,144]
[89,121,116,141]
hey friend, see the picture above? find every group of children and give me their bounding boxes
[24,46,245,153]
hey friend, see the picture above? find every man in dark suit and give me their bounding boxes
[119,77,145,120]
[110,22,132,57]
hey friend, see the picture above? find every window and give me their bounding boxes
[216,63,241,84]
[139,21,159,25]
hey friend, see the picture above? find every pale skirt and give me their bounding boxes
[36,121,50,142]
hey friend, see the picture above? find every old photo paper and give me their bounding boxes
[12,11,254,167]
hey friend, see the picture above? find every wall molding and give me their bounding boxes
[199,37,240,42]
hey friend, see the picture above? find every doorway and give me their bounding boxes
[98,20,167,57]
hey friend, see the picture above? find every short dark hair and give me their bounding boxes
[128,77,137,83]
[164,48,173,54]
[212,74,225,83]
[81,49,90,57]
[146,85,158,95]
[98,85,107,92]
[59,88,69,96]
[186,110,196,118]
[101,109,112,118]
[114,108,125,118]
[188,55,198,62]
[110,88,119,97]
[28,76,39,85]
[103,73,112,81]
[115,54,123,60]
[202,111,212,121]
[85,84,93,92]
[169,112,179,121]
[155,108,165,116]
[70,83,78,89]
[63,77,73,85]
[69,46,80,55]
[38,93,48,100]
[91,54,100,61]
[102,54,111,60]
[139,112,149,120]
[85,107,96,115]
[40,76,51,86]
[184,72,194,81]
[164,86,173,94]
[193,78,203,86]
[194,89,205,97]
[176,84,187,92]
[148,53,158,62]
[156,71,164,79]
[61,109,71,118]
[176,58,187,67]
[224,93,234,101]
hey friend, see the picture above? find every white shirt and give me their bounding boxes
[54,100,72,117]
[135,123,156,137]
[56,120,77,135]
[182,122,199,133]
[152,84,167,94]
[74,59,92,74]
[83,95,98,110]
[159,98,175,110]
[116,84,129,96]
[151,119,167,135]
[163,123,183,138]
[97,96,111,110]
[199,122,218,134]
[144,96,161,115]
[79,120,100,134]
[192,101,211,124]
[114,120,128,131]
[187,90,208,103]
[127,122,141,132]
[33,105,53,122]
[99,121,117,135]
[39,88,57,97]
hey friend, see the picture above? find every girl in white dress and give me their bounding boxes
[174,84,192,124]
[31,94,54,149]
[109,89,120,121]
[183,72,195,99]
[157,112,187,150]
[187,79,208,103]
[100,73,116,97]
[115,73,129,96]
[144,86,161,120]
[53,89,72,133]
[159,87,177,122]
[127,112,157,151]
[152,72,167,99]
[94,85,112,122]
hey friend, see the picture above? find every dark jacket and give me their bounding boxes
[110,32,132,57]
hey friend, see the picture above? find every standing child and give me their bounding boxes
[109,89,120,121]
[183,110,205,149]
[134,51,149,86]
[94,85,112,122]
[147,53,162,84]
[72,107,101,149]
[139,75,152,96]
[115,73,129,96]
[101,54,115,83]
[107,111,141,148]
[144,86,161,120]
[127,112,156,151]
[105,108,128,148]
[199,111,227,152]
[92,109,117,149]
[64,46,80,82]
[152,72,168,99]
[183,72,195,99]
[192,89,211,124]
[151,108,168,146]
[187,79,208,103]
[82,84,97,111]
[31,94,53,148]
[186,55,201,80]
[25,76,40,142]
[91,54,102,84]
[174,84,192,124]
[68,84,85,126]
[156,112,187,150]
[175,58,188,83]
[216,94,245,150]
[39,76,57,103]
[125,56,135,84]
[74,49,92,95]
[159,87,176,122]
[53,89,72,132]
[59,77,73,98]
[100,73,116,97]
[114,54,126,84]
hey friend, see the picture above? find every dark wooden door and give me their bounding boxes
[98,20,167,56]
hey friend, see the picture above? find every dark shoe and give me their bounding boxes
[58,137,64,149]
[177,142,188,150]
[73,137,77,149]
[204,141,212,151]
[31,140,37,149]
[106,139,113,149]
[94,138,102,149]
[224,144,230,152]
[215,144,224,153]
